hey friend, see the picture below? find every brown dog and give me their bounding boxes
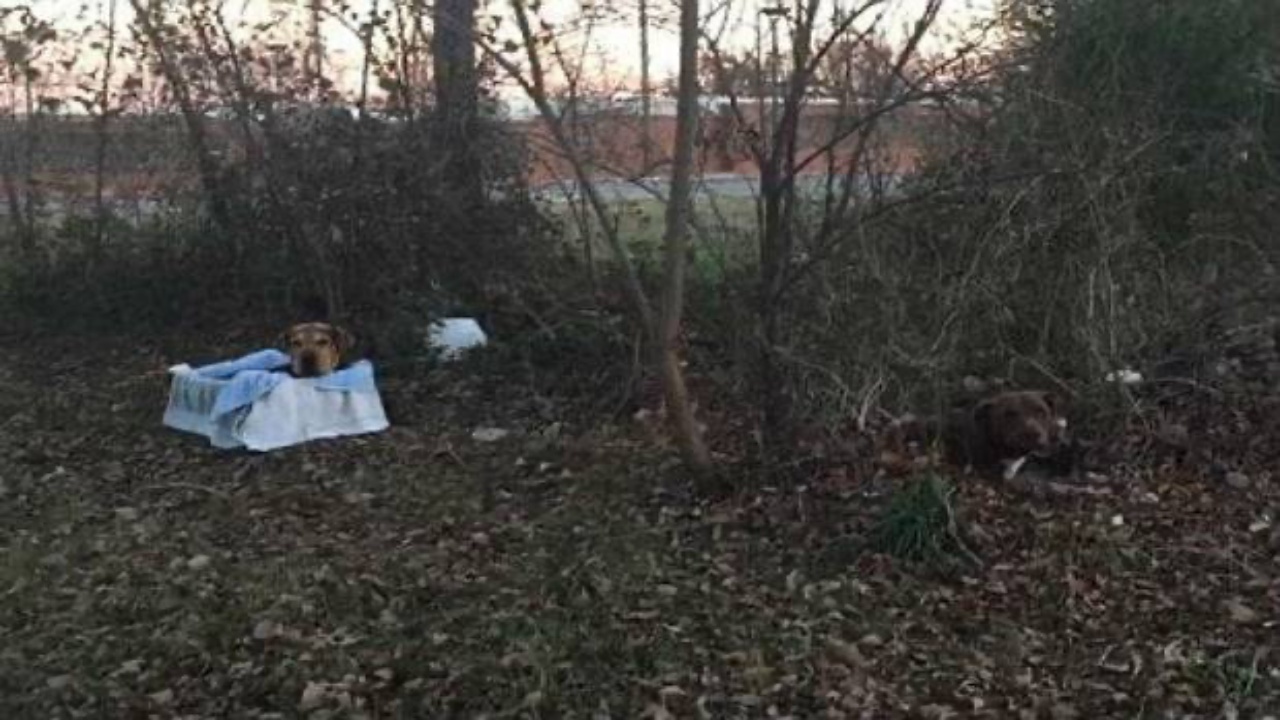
[281,322,353,378]
[887,390,1067,480]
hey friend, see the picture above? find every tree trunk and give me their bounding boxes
[638,0,652,172]
[432,0,483,206]
[488,0,712,471]
[758,164,793,457]
[92,0,119,261]
[657,0,713,470]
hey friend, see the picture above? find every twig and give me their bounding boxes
[938,480,982,568]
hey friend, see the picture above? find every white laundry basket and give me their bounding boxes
[163,364,389,451]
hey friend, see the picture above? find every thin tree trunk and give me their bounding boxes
[21,72,39,248]
[483,0,712,471]
[433,0,483,206]
[657,0,712,470]
[638,0,652,172]
[1,124,33,256]
[92,0,119,260]
[307,0,324,95]
[354,0,378,166]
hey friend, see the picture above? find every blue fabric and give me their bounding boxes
[195,350,290,419]
[313,360,378,393]
[191,349,378,420]
[194,349,291,379]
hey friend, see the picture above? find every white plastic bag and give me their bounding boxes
[427,318,488,361]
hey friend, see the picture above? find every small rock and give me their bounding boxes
[149,689,174,705]
[918,704,956,719]
[39,553,68,568]
[471,427,510,443]
[299,682,330,711]
[1157,423,1189,447]
[823,637,868,668]
[656,584,678,597]
[1050,703,1080,720]
[1109,514,1125,527]
[46,674,72,690]
[186,554,212,570]
[253,619,283,640]
[1225,472,1251,490]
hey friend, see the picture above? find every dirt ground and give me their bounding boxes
[1,333,1278,718]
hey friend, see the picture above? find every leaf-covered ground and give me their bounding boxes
[1,334,1278,719]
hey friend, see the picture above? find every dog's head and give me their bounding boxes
[281,322,352,377]
[974,390,1065,460]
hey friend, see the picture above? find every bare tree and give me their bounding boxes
[655,0,712,468]
[470,0,714,471]
[701,0,954,456]
[91,0,120,258]
[128,0,235,237]
[0,5,60,256]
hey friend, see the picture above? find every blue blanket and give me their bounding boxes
[192,349,378,419]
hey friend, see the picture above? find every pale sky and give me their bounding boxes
[19,0,993,100]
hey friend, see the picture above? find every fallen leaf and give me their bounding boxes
[824,637,869,668]
[1225,598,1260,624]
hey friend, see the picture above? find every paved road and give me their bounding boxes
[1,173,904,228]
[531,172,900,203]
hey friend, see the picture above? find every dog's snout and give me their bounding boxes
[298,351,319,375]
[1021,422,1050,450]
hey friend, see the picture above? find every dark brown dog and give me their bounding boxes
[887,390,1067,479]
[281,322,353,377]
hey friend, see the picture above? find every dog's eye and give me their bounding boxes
[318,338,331,347]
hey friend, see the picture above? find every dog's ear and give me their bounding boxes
[1036,391,1058,413]
[279,327,297,349]
[332,325,355,354]
[973,398,996,431]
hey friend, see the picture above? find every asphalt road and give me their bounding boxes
[1,173,904,228]
[531,172,900,203]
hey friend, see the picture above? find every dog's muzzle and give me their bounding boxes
[297,353,319,377]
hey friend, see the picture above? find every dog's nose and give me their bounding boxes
[1023,426,1050,449]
